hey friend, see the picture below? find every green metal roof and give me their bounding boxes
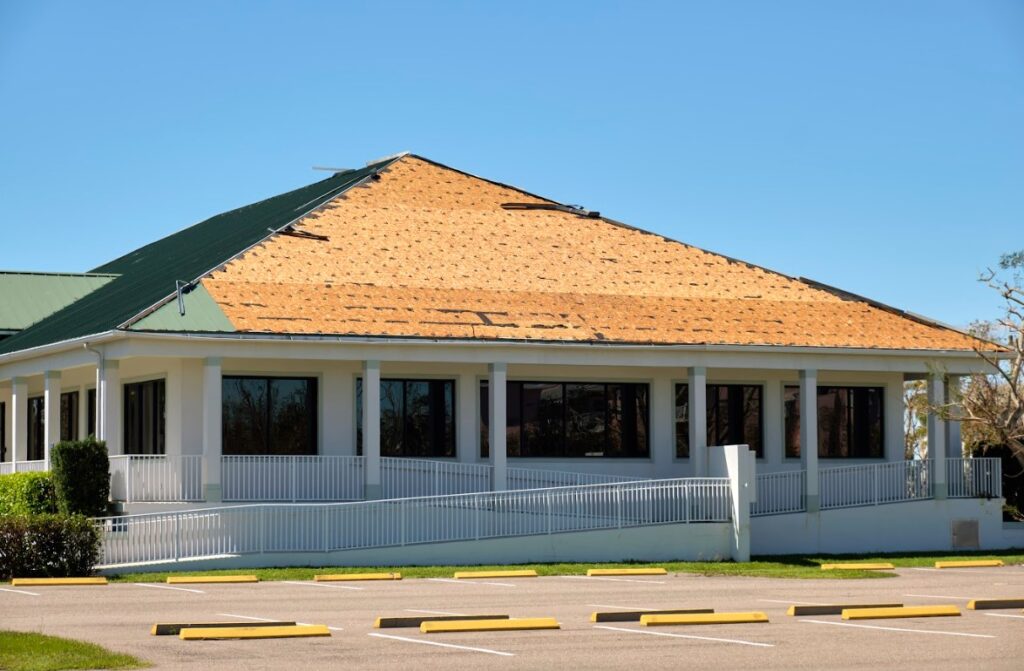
[0,272,117,332]
[0,157,399,355]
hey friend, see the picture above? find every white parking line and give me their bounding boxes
[985,613,1024,620]
[282,580,363,591]
[595,625,774,648]
[134,583,205,594]
[405,609,468,616]
[428,578,517,588]
[758,599,828,606]
[800,619,995,639]
[903,594,974,600]
[565,576,666,585]
[368,632,514,656]
[219,613,342,631]
[588,604,653,610]
[0,587,41,596]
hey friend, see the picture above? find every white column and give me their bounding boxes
[202,357,222,502]
[762,379,784,468]
[164,362,183,457]
[649,375,674,476]
[98,360,121,454]
[687,366,708,476]
[456,372,478,463]
[362,360,382,499]
[884,376,906,461]
[11,377,27,465]
[799,369,819,512]
[321,367,353,456]
[488,363,507,491]
[77,386,89,440]
[927,374,947,499]
[43,371,61,464]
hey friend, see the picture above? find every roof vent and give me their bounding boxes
[502,202,600,218]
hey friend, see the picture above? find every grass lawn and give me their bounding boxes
[0,631,147,671]
[102,548,1024,583]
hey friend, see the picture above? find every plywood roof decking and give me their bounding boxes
[202,156,983,351]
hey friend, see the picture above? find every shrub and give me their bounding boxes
[0,514,101,580]
[51,438,110,517]
[0,471,58,516]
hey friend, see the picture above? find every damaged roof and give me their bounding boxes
[0,153,988,354]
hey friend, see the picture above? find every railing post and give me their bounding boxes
[873,464,879,505]
[546,490,552,535]
[290,459,297,503]
[126,457,133,503]
[685,484,691,523]
[475,494,482,540]
[259,506,265,554]
[616,486,622,529]
[323,507,330,553]
[400,500,407,546]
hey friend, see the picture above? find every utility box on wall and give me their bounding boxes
[951,519,980,550]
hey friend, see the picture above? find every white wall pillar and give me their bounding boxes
[719,443,754,562]
[488,363,508,491]
[362,360,382,499]
[202,357,222,502]
[456,372,478,464]
[927,374,948,499]
[99,361,121,455]
[650,375,674,477]
[799,369,820,512]
[180,360,204,455]
[43,370,61,464]
[164,361,183,457]
[11,377,27,464]
[321,367,353,456]
[687,366,708,476]
[885,376,906,461]
[762,379,784,468]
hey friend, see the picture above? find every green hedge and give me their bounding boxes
[0,472,58,516]
[0,514,101,580]
[51,439,110,517]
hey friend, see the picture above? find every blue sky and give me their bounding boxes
[1,1,1021,328]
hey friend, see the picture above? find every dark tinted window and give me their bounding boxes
[785,386,884,458]
[1,402,6,462]
[481,381,649,458]
[675,383,690,458]
[357,379,455,458]
[124,379,165,455]
[222,376,317,455]
[28,396,44,460]
[60,391,79,442]
[87,389,96,437]
[706,384,763,458]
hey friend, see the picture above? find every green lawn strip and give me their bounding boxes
[101,549,1023,583]
[0,631,147,671]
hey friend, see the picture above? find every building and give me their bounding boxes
[0,153,1017,570]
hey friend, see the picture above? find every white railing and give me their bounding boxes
[381,458,492,498]
[507,466,650,490]
[820,460,932,510]
[222,455,365,502]
[95,477,732,567]
[109,455,204,502]
[751,470,806,516]
[0,460,48,476]
[947,457,1002,499]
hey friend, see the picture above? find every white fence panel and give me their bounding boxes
[752,470,806,516]
[947,458,1002,499]
[96,477,731,566]
[108,455,204,502]
[221,456,364,502]
[0,460,48,476]
[820,460,931,510]
[507,467,649,490]
[381,458,492,498]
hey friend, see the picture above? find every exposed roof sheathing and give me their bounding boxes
[200,156,984,351]
[0,272,116,332]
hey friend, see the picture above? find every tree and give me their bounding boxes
[904,379,928,459]
[956,252,1024,472]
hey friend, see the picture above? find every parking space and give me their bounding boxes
[3,566,1024,670]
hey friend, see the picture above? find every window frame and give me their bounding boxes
[673,382,766,460]
[783,384,886,460]
[222,374,320,456]
[123,378,166,456]
[355,377,457,459]
[480,379,651,460]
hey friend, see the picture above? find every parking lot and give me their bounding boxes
[3,566,1023,670]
